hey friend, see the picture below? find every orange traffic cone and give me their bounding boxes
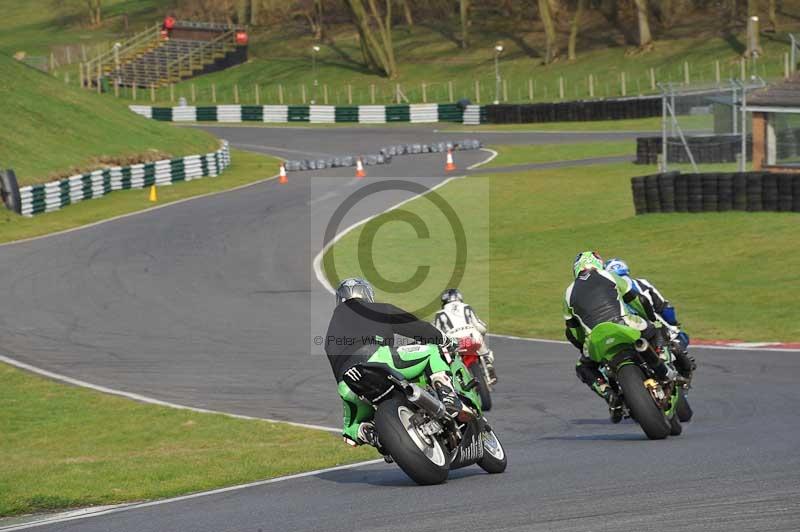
[445,149,456,172]
[355,157,366,178]
[279,163,288,184]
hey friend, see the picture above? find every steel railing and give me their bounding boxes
[85,24,161,81]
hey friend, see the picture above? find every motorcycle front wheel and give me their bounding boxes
[477,424,507,474]
[375,394,450,485]
[676,389,693,422]
[617,364,671,440]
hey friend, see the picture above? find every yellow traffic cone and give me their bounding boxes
[149,185,158,202]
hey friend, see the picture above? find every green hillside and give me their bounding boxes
[0,53,216,186]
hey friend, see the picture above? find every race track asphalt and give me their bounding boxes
[1,125,798,531]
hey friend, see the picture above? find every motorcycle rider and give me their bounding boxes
[433,288,497,383]
[604,258,695,378]
[325,277,464,448]
[564,251,677,423]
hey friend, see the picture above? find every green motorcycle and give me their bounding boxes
[342,344,507,485]
[586,322,684,440]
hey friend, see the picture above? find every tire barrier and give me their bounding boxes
[131,90,720,126]
[635,135,752,165]
[17,142,231,217]
[631,171,800,215]
[130,104,482,125]
[0,168,22,214]
[483,90,720,124]
[282,139,482,172]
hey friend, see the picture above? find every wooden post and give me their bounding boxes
[503,79,508,102]
[740,57,746,79]
[785,53,791,79]
[170,83,175,103]
[621,72,626,96]
[301,85,307,104]
[81,44,87,62]
[234,83,239,104]
[650,67,656,90]
[212,83,217,103]
[422,82,427,103]
[752,112,766,170]
[715,60,721,84]
[684,61,690,84]
[323,84,328,104]
[589,74,594,98]
[191,83,196,103]
[255,84,260,105]
[474,80,480,103]
[559,76,564,100]
[114,78,119,97]
[348,84,353,104]
[528,78,533,101]
[370,84,376,104]
[448,80,454,102]
[151,83,155,102]
[79,63,84,88]
[278,84,284,104]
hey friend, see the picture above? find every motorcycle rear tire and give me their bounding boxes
[375,394,450,485]
[676,389,693,422]
[617,364,670,440]
[469,364,492,412]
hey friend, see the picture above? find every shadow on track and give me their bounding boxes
[315,464,487,487]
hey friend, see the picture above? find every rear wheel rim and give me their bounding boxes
[397,406,446,466]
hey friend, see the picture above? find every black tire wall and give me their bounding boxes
[632,171,800,214]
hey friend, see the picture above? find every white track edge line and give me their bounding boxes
[0,459,385,531]
[0,355,339,433]
[0,171,280,250]
[467,148,498,170]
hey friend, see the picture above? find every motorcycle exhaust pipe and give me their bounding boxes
[402,382,447,420]
[634,338,650,352]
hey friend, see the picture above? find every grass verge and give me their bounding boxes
[324,162,800,342]
[0,149,280,245]
[484,141,634,168]
[0,52,217,186]
[0,362,375,517]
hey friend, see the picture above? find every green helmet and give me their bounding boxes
[573,251,603,278]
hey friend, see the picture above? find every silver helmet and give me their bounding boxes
[335,277,375,305]
[440,288,464,306]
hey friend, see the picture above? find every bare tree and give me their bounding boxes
[459,0,469,49]
[538,0,558,63]
[568,0,584,61]
[86,0,102,26]
[768,0,778,31]
[399,0,414,26]
[346,0,397,78]
[633,0,653,48]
